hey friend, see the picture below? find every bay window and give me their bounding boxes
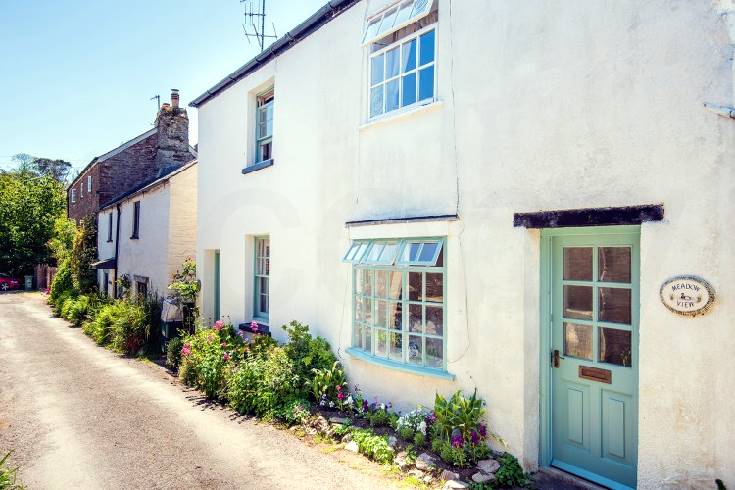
[344,238,446,371]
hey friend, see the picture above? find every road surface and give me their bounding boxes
[0,292,400,490]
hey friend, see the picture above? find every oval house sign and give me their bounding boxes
[660,275,715,317]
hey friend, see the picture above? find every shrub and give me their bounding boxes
[282,321,337,381]
[67,295,91,327]
[396,408,429,442]
[86,302,120,345]
[109,301,147,355]
[166,336,184,370]
[365,402,396,428]
[60,297,76,320]
[351,429,395,464]
[179,322,244,398]
[49,257,73,305]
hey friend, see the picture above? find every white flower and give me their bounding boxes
[379,403,386,410]
[329,401,335,408]
[346,395,354,406]
[418,420,427,435]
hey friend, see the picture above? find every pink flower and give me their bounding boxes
[181,344,191,357]
[337,391,344,401]
[207,333,214,342]
[213,320,224,331]
[336,385,342,391]
[220,342,227,348]
[250,321,259,333]
[223,352,230,361]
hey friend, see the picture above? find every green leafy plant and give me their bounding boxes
[308,361,347,406]
[282,321,337,381]
[432,389,485,441]
[277,399,312,426]
[494,453,529,487]
[166,336,184,370]
[168,258,200,304]
[49,257,74,307]
[179,322,243,398]
[109,301,148,355]
[350,428,395,464]
[0,450,24,490]
[365,402,396,428]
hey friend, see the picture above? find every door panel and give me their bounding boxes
[549,231,639,489]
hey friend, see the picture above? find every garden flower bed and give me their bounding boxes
[166,319,531,489]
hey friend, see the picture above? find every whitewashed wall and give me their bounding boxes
[196,1,735,486]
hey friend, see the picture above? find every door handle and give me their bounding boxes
[552,349,562,368]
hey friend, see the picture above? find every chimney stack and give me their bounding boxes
[154,88,189,168]
[171,89,179,109]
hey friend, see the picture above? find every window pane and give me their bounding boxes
[389,332,403,361]
[409,272,422,301]
[378,8,399,36]
[425,272,443,303]
[418,242,438,262]
[426,337,443,368]
[418,66,434,101]
[357,269,373,295]
[419,30,435,66]
[598,287,632,324]
[386,47,400,78]
[370,54,384,86]
[357,297,372,323]
[388,301,402,329]
[376,300,388,327]
[425,306,443,336]
[366,243,384,263]
[563,247,593,281]
[402,39,416,72]
[370,85,384,117]
[386,79,400,112]
[599,247,632,283]
[563,285,593,320]
[364,17,381,42]
[401,242,421,262]
[402,73,417,106]
[411,0,431,18]
[376,271,388,298]
[408,335,422,364]
[375,330,388,357]
[395,1,413,26]
[409,303,422,333]
[564,322,592,360]
[387,271,403,299]
[364,326,372,352]
[599,327,632,367]
[354,323,364,347]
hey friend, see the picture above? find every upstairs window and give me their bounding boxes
[87,175,92,193]
[80,180,84,198]
[131,201,140,239]
[255,88,274,165]
[70,188,76,203]
[107,212,113,242]
[366,0,437,119]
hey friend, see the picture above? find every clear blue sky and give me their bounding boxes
[0,0,326,175]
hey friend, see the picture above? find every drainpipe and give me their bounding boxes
[113,203,121,298]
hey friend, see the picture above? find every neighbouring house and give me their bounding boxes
[67,90,196,222]
[191,1,735,488]
[95,159,197,299]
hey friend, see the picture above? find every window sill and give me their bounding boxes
[130,236,139,240]
[358,100,443,132]
[242,159,274,175]
[345,347,455,380]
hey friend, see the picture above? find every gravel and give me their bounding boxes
[0,292,400,490]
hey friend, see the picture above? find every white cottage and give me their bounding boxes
[191,1,735,488]
[96,160,197,299]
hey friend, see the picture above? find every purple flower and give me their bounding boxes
[471,430,480,444]
[425,412,437,425]
[478,423,487,438]
[451,432,464,448]
[362,400,369,412]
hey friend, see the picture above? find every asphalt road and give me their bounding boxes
[0,292,400,490]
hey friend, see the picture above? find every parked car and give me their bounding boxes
[0,273,20,291]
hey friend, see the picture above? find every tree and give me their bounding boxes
[10,153,72,182]
[70,214,97,293]
[0,169,66,275]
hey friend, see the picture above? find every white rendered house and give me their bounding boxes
[96,160,197,299]
[191,1,735,488]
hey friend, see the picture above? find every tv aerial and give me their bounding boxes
[241,0,278,51]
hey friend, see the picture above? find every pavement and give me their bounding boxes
[0,292,401,490]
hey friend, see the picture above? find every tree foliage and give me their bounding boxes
[0,169,66,275]
[70,214,98,293]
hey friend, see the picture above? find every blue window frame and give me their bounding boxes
[344,237,447,371]
[253,237,269,321]
[368,25,436,119]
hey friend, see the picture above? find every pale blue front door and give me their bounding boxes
[546,227,639,489]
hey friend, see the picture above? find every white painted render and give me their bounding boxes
[97,163,198,299]
[195,1,735,487]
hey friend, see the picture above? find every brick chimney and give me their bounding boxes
[154,89,190,168]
